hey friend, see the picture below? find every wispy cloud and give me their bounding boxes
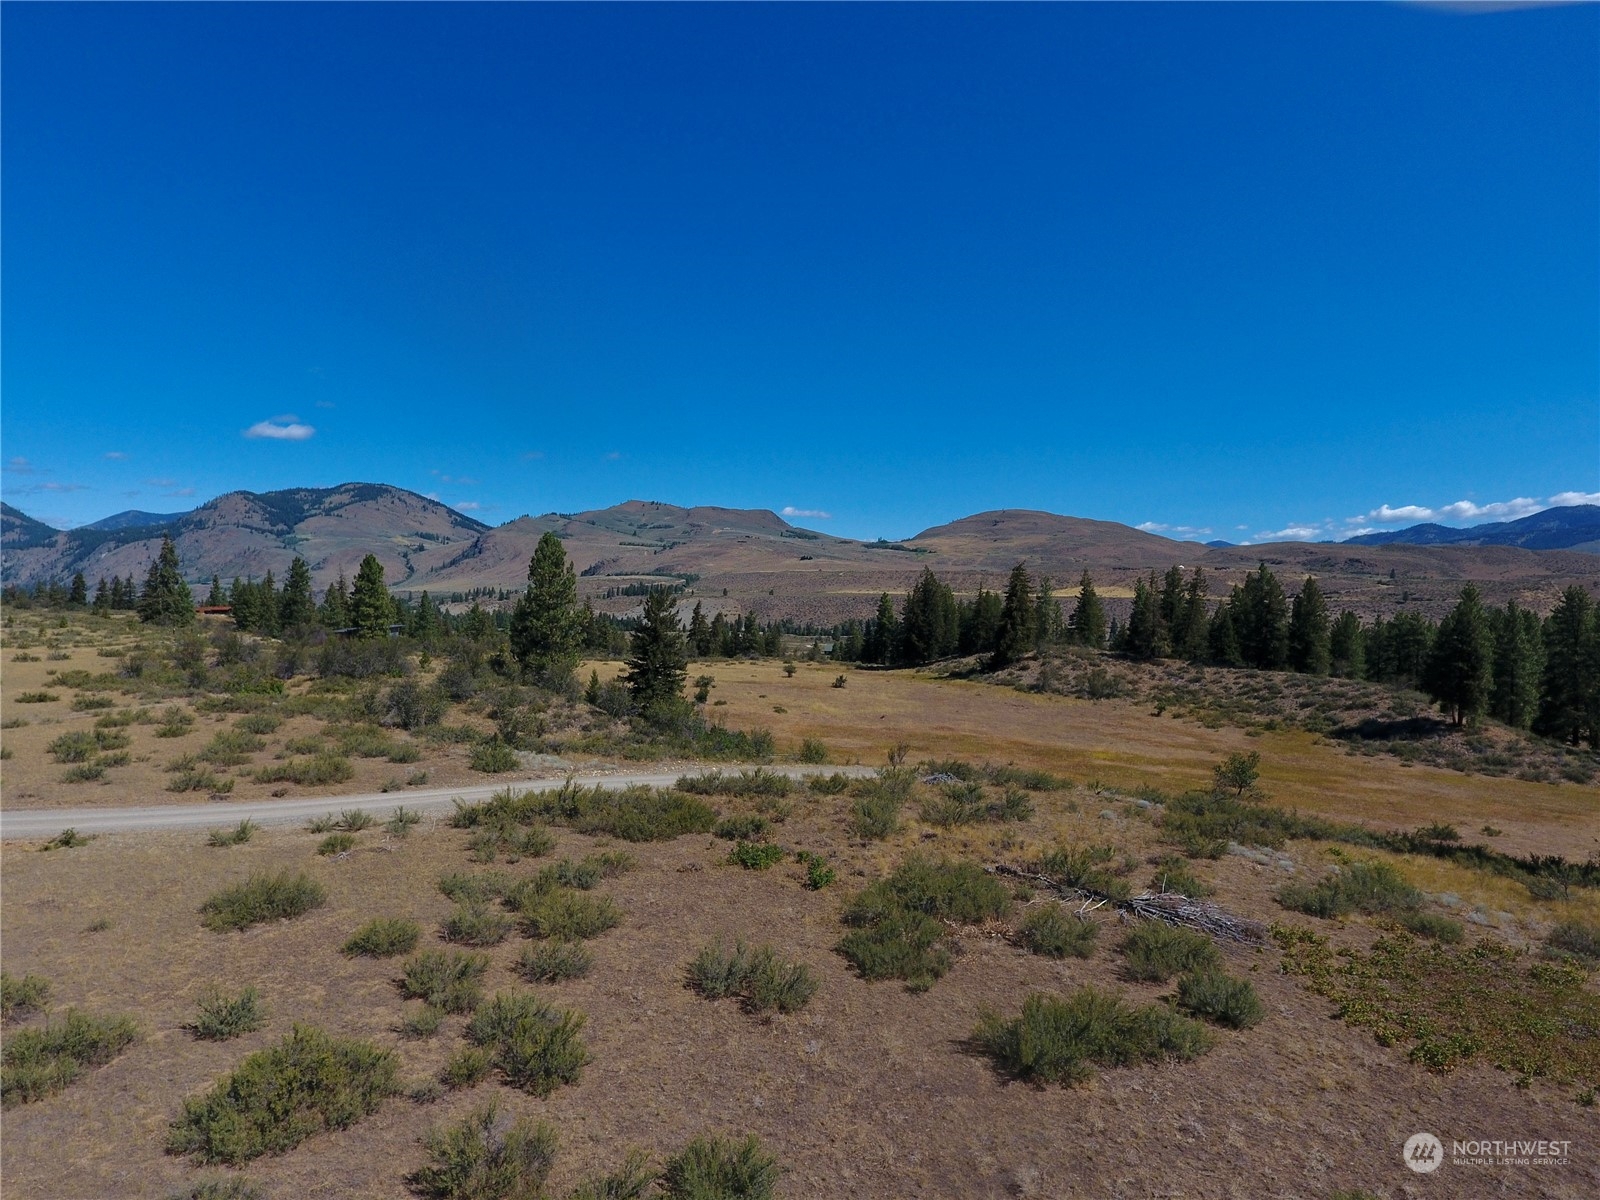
[454,501,483,511]
[1252,524,1325,543]
[430,470,479,486]
[146,477,178,488]
[1548,491,1600,508]
[521,451,545,461]
[314,400,336,409]
[103,451,129,461]
[1362,497,1546,525]
[5,456,39,475]
[781,506,832,520]
[244,415,315,441]
[1238,489,1598,545]
[604,451,623,461]
[7,480,91,495]
[1137,521,1213,538]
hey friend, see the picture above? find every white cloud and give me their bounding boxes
[5,456,38,475]
[1548,491,1600,508]
[145,477,178,488]
[604,451,623,461]
[103,451,128,461]
[1357,491,1595,529]
[454,501,483,511]
[1136,521,1213,537]
[430,471,479,486]
[244,416,315,441]
[163,487,197,499]
[1254,524,1324,542]
[781,506,832,520]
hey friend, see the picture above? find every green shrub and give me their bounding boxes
[439,871,511,904]
[16,691,59,703]
[336,808,376,832]
[2,1009,139,1106]
[727,841,785,870]
[798,738,830,764]
[166,1025,399,1164]
[401,1004,445,1040]
[165,1179,266,1200]
[254,752,355,787]
[973,987,1214,1086]
[1147,856,1214,898]
[469,738,520,774]
[1,972,49,1021]
[343,918,421,958]
[169,766,232,793]
[1118,922,1222,983]
[70,693,116,711]
[920,781,988,828]
[61,762,108,782]
[518,940,594,983]
[306,813,339,833]
[1277,861,1423,920]
[1545,919,1600,963]
[1175,969,1264,1029]
[317,833,356,856]
[1018,903,1098,960]
[198,729,265,768]
[570,786,718,842]
[443,902,513,947]
[835,912,952,992]
[200,872,327,932]
[798,851,836,890]
[660,1134,780,1200]
[518,890,622,941]
[47,730,100,763]
[714,814,772,842]
[41,828,92,851]
[410,1100,558,1200]
[848,787,902,839]
[188,986,267,1041]
[1400,911,1465,943]
[1036,843,1130,900]
[385,806,422,837]
[440,1046,493,1089]
[568,1151,656,1200]
[155,706,195,736]
[807,772,851,795]
[400,951,489,1014]
[678,768,792,798]
[687,940,818,1014]
[207,820,259,848]
[235,713,281,735]
[844,855,1011,926]
[465,992,590,1097]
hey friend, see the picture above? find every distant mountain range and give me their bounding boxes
[1342,505,1600,554]
[4,487,1596,624]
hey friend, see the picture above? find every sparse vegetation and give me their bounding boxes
[518,940,595,983]
[343,917,422,958]
[973,987,1214,1085]
[2,1009,139,1107]
[41,827,92,851]
[1,972,50,1022]
[401,951,490,1013]
[200,871,327,932]
[207,819,259,848]
[660,1135,780,1200]
[410,1100,558,1199]
[1018,903,1098,959]
[1118,922,1222,982]
[464,991,590,1097]
[443,901,513,947]
[187,986,267,1041]
[167,1025,399,1164]
[687,940,818,1015]
[1175,969,1264,1029]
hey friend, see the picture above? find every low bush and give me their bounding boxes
[714,813,772,842]
[1147,856,1213,898]
[728,841,786,870]
[165,1179,266,1200]
[336,808,376,832]
[343,918,421,958]
[973,987,1214,1086]
[1175,969,1264,1029]
[807,772,851,795]
[568,1151,656,1200]
[254,752,355,787]
[661,1134,780,1200]
[469,737,520,774]
[166,1025,399,1164]
[1018,903,1098,960]
[798,738,830,764]
[687,940,818,1015]
[678,768,793,799]
[568,786,717,842]
[207,820,258,848]
[200,872,327,932]
[1545,919,1600,964]
[188,986,267,1041]
[1,972,50,1021]
[41,828,92,851]
[518,940,594,983]
[169,767,233,794]
[400,951,489,1014]
[1277,860,1423,920]
[410,1100,558,1200]
[1399,911,1465,943]
[438,871,511,905]
[848,786,903,840]
[1036,843,1131,901]
[401,1004,445,1040]
[385,806,423,837]
[518,890,622,942]
[844,855,1011,926]
[15,691,59,703]
[70,694,116,711]
[465,992,590,1097]
[235,713,281,735]
[317,833,356,856]
[198,729,265,768]
[797,851,835,890]
[442,902,513,947]
[836,911,952,992]
[2,1009,139,1107]
[1118,922,1222,983]
[439,1046,493,1089]
[46,730,100,763]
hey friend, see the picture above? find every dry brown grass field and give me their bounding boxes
[3,610,1598,1199]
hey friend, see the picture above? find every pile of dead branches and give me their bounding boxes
[988,863,1268,945]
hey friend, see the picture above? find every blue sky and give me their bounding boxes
[3,2,1596,543]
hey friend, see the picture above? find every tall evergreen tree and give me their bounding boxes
[1422,584,1494,727]
[990,563,1037,669]
[278,557,317,630]
[460,601,495,642]
[68,572,88,607]
[861,593,896,665]
[509,532,584,682]
[349,554,393,640]
[1287,576,1331,675]
[1157,566,1187,639]
[1068,571,1107,649]
[205,575,226,607]
[1124,575,1164,660]
[1489,599,1543,730]
[1236,563,1289,670]
[1534,586,1598,746]
[687,601,711,657]
[899,568,958,665]
[409,591,442,642]
[136,536,195,626]
[1174,568,1210,661]
[1208,593,1243,667]
[1033,575,1062,649]
[1329,611,1365,679]
[959,586,1004,657]
[624,586,689,717]
[92,576,111,616]
[319,572,350,629]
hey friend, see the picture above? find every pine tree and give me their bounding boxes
[1329,611,1365,679]
[349,554,393,640]
[990,563,1037,669]
[708,611,731,658]
[624,586,689,718]
[1489,599,1543,730]
[687,601,711,657]
[1124,575,1163,660]
[278,557,317,631]
[1422,584,1494,727]
[509,532,583,682]
[205,575,226,607]
[1534,586,1598,746]
[900,569,958,665]
[410,591,441,642]
[1033,575,1062,649]
[1208,594,1243,667]
[136,536,195,626]
[1287,576,1331,675]
[92,577,111,616]
[68,572,88,607]
[461,601,495,642]
[1157,566,1187,638]
[959,587,1003,657]
[1236,563,1289,670]
[1068,571,1107,649]
[320,573,350,629]
[1174,568,1210,661]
